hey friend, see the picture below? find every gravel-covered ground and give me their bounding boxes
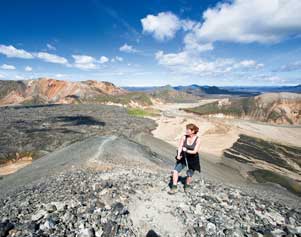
[1,168,300,237]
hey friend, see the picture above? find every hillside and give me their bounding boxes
[1,93,301,236]
[147,85,201,103]
[0,132,300,236]
[184,92,301,125]
[223,134,301,196]
[86,91,153,107]
[0,104,157,168]
[0,103,301,236]
[0,78,127,105]
[0,79,205,108]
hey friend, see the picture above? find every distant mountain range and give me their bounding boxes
[221,84,301,93]
[124,84,301,95]
[173,84,258,96]
[0,79,200,106]
[124,84,241,94]
[125,84,254,96]
[2,78,300,107]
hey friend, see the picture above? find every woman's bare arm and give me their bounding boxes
[177,135,185,157]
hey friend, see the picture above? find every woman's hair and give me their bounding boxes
[186,123,199,134]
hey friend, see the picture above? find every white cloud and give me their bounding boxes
[72,55,94,64]
[155,51,190,67]
[1,64,16,70]
[15,75,25,80]
[140,12,213,51]
[55,73,67,78]
[115,56,123,62]
[111,56,123,63]
[119,43,139,53]
[279,61,301,71]
[197,0,301,44]
[257,75,287,83]
[35,52,68,65]
[181,19,199,31]
[141,12,181,41]
[155,50,230,75]
[0,45,33,58]
[234,60,264,69]
[72,54,97,70]
[25,66,32,72]
[0,44,70,67]
[265,76,283,82]
[155,50,263,76]
[0,73,5,79]
[47,43,56,51]
[184,31,214,52]
[239,60,256,67]
[142,0,301,70]
[99,56,109,64]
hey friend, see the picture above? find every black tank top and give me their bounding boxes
[178,135,201,172]
[184,135,198,150]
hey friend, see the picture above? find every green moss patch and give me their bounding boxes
[127,108,160,117]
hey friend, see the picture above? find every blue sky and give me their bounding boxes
[0,0,301,86]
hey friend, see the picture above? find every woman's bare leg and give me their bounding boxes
[172,170,179,185]
[186,176,192,185]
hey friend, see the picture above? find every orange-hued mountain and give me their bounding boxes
[0,78,127,105]
[185,92,301,125]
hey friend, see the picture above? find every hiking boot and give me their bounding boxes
[168,185,178,194]
[184,183,191,193]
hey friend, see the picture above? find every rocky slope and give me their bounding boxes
[0,104,156,166]
[223,134,301,196]
[2,169,301,237]
[0,78,127,105]
[0,133,301,237]
[185,92,301,125]
[1,102,301,236]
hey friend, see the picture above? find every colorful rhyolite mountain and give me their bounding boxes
[0,78,127,105]
[185,93,301,125]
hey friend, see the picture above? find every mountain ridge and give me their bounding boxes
[0,78,127,105]
[184,92,301,125]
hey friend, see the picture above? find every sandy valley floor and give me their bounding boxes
[149,100,301,162]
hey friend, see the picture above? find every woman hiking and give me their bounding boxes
[168,123,201,194]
